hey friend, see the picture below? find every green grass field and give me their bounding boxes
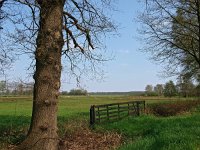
[0,96,200,149]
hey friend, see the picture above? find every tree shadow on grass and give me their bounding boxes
[0,115,31,145]
[0,112,90,146]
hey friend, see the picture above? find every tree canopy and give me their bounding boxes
[139,0,200,81]
[1,0,115,78]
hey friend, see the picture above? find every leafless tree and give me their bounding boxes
[138,0,200,80]
[1,0,116,149]
[176,75,196,97]
[145,84,153,92]
[154,84,164,96]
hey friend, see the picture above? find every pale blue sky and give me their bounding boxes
[2,0,175,92]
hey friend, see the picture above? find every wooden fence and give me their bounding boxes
[90,101,145,125]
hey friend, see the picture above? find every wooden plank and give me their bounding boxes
[108,114,120,119]
[94,103,143,115]
[94,101,145,108]
[96,111,107,116]
[96,108,130,117]
[95,106,118,112]
[108,109,127,115]
[96,111,128,120]
[119,105,136,110]
[96,115,109,121]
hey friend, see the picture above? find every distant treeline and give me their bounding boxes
[0,80,34,96]
[61,89,88,96]
[89,91,145,96]
[145,80,200,97]
[61,91,146,96]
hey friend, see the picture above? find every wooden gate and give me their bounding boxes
[90,101,145,125]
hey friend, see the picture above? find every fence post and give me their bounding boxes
[128,103,130,115]
[143,101,146,113]
[118,104,120,119]
[106,105,109,120]
[136,102,140,116]
[90,105,95,126]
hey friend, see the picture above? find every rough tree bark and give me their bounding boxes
[18,0,65,149]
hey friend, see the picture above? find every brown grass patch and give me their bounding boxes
[59,127,122,150]
[58,120,122,150]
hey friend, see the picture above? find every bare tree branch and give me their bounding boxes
[138,0,200,80]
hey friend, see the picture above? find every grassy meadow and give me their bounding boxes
[0,95,200,149]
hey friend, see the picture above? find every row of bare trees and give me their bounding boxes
[0,80,33,95]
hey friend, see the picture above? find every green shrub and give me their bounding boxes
[148,100,200,117]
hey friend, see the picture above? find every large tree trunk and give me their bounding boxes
[18,0,64,150]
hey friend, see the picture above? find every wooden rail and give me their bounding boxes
[90,101,145,125]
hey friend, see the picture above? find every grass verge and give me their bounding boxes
[97,106,200,150]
